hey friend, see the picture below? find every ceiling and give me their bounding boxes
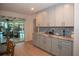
[0,3,56,15]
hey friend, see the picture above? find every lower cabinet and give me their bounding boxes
[39,34,52,53]
[33,33,40,47]
[39,35,46,50]
[35,34,40,47]
[60,40,73,56]
[33,33,37,46]
[51,37,61,55]
[33,33,73,56]
[44,37,52,53]
[51,38,73,56]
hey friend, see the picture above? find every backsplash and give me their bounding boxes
[39,27,74,36]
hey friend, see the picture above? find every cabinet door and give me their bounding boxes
[55,5,64,26]
[33,33,36,45]
[33,33,37,46]
[36,11,49,27]
[37,35,40,47]
[61,40,73,56]
[39,35,46,49]
[61,45,73,56]
[33,33,40,47]
[42,11,49,26]
[35,14,40,26]
[39,12,44,26]
[48,7,56,26]
[64,4,74,26]
[51,37,60,55]
[38,11,49,27]
[44,37,52,52]
[36,13,44,26]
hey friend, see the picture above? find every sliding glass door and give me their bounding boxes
[0,16,24,43]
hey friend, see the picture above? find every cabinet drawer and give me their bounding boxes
[62,40,73,46]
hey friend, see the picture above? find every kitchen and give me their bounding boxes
[0,3,77,56]
[33,3,74,56]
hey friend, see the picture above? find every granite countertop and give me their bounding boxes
[38,32,73,42]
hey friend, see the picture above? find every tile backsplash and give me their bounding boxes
[39,27,74,36]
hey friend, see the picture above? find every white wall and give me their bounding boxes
[0,10,33,42]
[74,4,79,56]
[24,15,34,41]
[0,10,27,18]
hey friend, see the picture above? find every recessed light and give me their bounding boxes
[64,4,69,8]
[31,8,34,10]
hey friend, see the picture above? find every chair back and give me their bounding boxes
[6,40,14,56]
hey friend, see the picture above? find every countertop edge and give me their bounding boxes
[37,32,73,42]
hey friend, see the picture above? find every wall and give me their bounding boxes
[39,27,73,36]
[0,10,27,18]
[24,15,34,41]
[74,3,79,56]
[0,10,33,41]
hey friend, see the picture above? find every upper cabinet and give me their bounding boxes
[35,4,74,27]
[55,5,64,26]
[35,14,40,26]
[63,4,74,26]
[36,11,49,27]
[55,4,74,26]
[42,11,49,26]
[48,7,56,26]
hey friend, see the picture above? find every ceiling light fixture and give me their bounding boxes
[31,8,34,10]
[64,4,69,8]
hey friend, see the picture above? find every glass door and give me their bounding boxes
[0,16,25,43]
[12,20,24,42]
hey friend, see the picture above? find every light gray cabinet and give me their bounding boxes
[33,33,73,56]
[36,34,41,47]
[38,34,52,53]
[51,37,62,55]
[33,33,37,45]
[48,7,56,26]
[55,5,64,26]
[37,34,52,52]
[35,11,49,27]
[55,4,74,26]
[44,37,52,53]
[35,4,74,27]
[33,33,40,47]
[51,37,73,56]
[60,40,73,56]
[64,4,74,26]
[39,34,46,49]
